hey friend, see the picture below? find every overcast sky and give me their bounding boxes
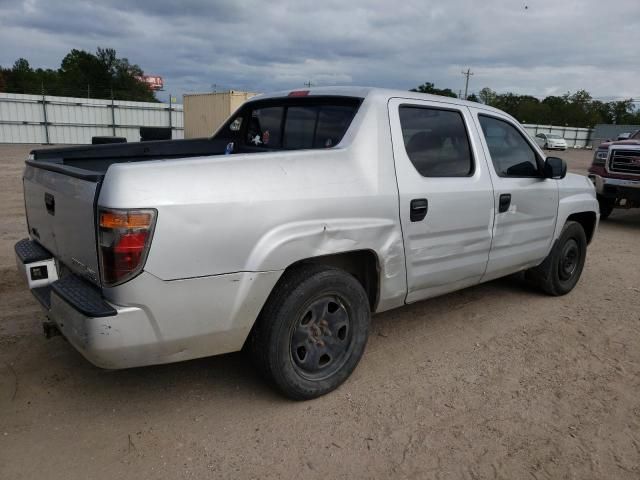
[1,0,639,102]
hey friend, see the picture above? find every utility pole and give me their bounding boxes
[462,68,474,100]
[110,87,116,136]
[168,93,173,134]
[41,81,50,144]
[304,81,313,88]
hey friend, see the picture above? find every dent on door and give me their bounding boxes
[387,99,495,303]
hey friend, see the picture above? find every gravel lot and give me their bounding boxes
[1,144,639,479]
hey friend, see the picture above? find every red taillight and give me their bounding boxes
[98,208,156,286]
[288,90,309,97]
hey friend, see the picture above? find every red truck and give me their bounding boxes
[588,129,640,218]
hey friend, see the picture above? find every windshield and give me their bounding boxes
[546,134,562,139]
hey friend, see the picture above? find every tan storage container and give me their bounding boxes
[183,91,257,138]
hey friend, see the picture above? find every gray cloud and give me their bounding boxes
[1,0,639,100]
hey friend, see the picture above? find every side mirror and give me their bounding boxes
[544,156,567,179]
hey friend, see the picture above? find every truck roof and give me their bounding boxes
[248,86,508,117]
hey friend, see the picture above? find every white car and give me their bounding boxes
[535,132,567,150]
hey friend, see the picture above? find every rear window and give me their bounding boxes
[217,96,361,151]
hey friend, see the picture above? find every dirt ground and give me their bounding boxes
[1,144,639,479]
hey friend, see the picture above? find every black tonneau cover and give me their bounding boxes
[31,137,230,163]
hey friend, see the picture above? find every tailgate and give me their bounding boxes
[23,164,101,285]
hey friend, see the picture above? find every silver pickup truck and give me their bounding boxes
[15,87,599,399]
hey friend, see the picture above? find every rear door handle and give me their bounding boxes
[498,193,511,213]
[410,198,428,222]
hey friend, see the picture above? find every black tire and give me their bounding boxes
[526,221,587,296]
[543,143,548,150]
[91,136,127,144]
[139,126,172,141]
[249,264,370,400]
[598,195,614,220]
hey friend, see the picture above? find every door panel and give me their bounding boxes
[472,111,559,281]
[388,98,495,303]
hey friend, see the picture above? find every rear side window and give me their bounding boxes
[282,105,358,149]
[283,106,317,149]
[219,96,361,151]
[247,107,284,147]
[313,106,358,148]
[399,106,474,177]
[478,115,540,177]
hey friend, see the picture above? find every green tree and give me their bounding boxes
[610,99,635,124]
[411,82,458,98]
[0,48,157,101]
[589,100,613,124]
[7,58,38,93]
[406,83,639,128]
[478,87,497,106]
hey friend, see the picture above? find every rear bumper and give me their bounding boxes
[48,290,161,369]
[16,238,282,369]
[15,238,154,368]
[588,174,640,200]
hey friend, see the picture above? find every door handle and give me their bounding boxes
[498,193,511,213]
[410,198,428,222]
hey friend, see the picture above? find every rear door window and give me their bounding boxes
[398,106,474,177]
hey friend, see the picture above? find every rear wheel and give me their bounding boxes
[249,264,370,400]
[526,221,587,296]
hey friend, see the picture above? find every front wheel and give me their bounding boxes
[249,264,370,400]
[526,221,587,296]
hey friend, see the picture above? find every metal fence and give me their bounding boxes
[522,124,593,148]
[0,92,184,144]
[590,124,640,148]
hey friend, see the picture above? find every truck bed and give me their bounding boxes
[23,137,232,285]
[29,137,231,177]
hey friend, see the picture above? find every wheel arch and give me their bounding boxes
[566,211,597,244]
[283,249,381,311]
[554,177,599,247]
